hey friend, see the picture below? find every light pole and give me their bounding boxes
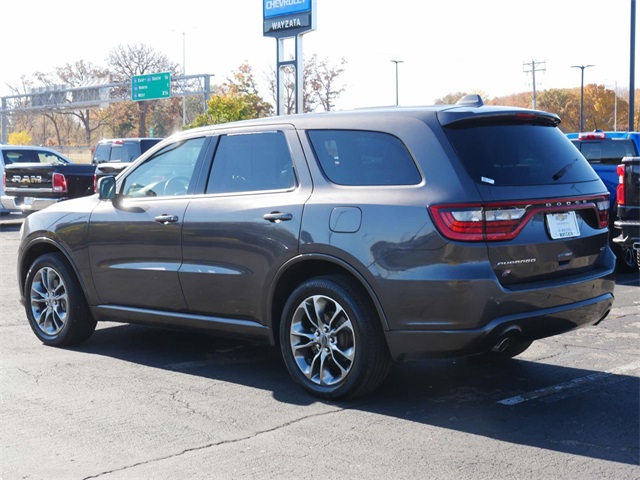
[181,31,186,126]
[571,64,594,132]
[390,60,403,106]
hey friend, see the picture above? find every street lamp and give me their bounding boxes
[181,31,186,126]
[390,60,403,106]
[571,64,594,132]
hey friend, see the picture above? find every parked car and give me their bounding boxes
[613,156,640,268]
[567,130,640,271]
[0,146,21,216]
[17,96,615,399]
[1,145,95,213]
[92,137,163,179]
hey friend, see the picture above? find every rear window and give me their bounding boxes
[571,139,638,165]
[444,123,600,186]
[93,144,111,163]
[307,130,421,186]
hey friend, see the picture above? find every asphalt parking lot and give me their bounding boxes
[1,215,638,480]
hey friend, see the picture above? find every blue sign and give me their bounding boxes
[264,0,311,19]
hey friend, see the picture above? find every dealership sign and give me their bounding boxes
[263,0,315,37]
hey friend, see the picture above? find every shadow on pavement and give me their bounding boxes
[72,322,639,467]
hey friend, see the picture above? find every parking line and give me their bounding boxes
[497,361,640,406]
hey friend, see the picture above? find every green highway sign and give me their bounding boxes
[131,72,171,101]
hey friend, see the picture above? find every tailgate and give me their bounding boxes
[4,164,56,193]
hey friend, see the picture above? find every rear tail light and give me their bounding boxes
[430,205,528,241]
[93,173,97,193]
[616,164,626,205]
[596,198,610,228]
[430,196,609,241]
[52,173,67,193]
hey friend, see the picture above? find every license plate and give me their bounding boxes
[22,197,34,206]
[546,211,580,239]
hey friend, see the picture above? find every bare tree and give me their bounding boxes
[266,55,347,113]
[35,60,110,145]
[107,44,180,137]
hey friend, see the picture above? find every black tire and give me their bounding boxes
[280,274,391,400]
[614,242,639,273]
[24,252,96,347]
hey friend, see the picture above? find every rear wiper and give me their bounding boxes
[552,158,578,181]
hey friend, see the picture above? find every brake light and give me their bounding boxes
[616,164,626,205]
[52,173,67,193]
[430,196,609,241]
[578,131,607,140]
[93,173,97,193]
[596,198,610,228]
[430,204,528,241]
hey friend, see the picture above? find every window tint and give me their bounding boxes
[307,130,421,186]
[121,137,206,198]
[206,131,296,194]
[444,123,600,185]
[572,139,638,165]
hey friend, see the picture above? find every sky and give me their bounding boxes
[1,0,637,110]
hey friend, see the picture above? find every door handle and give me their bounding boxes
[263,212,293,223]
[154,214,179,224]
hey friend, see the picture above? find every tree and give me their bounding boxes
[35,60,110,145]
[106,44,180,136]
[433,92,469,105]
[189,62,273,128]
[537,88,580,132]
[8,131,31,145]
[266,55,347,113]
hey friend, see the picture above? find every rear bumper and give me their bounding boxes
[613,220,640,250]
[1,195,60,212]
[385,293,614,361]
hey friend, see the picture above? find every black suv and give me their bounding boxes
[17,97,615,399]
[92,138,163,164]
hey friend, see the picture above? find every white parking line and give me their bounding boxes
[497,361,640,406]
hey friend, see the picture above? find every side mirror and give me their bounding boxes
[97,175,116,200]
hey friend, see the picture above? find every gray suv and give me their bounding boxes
[17,96,615,399]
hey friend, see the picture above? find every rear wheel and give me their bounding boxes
[280,275,391,400]
[615,243,639,273]
[25,253,96,347]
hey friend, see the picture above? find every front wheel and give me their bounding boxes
[25,252,96,347]
[280,275,391,400]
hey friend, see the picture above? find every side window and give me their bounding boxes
[307,130,421,186]
[206,131,296,194]
[121,137,206,198]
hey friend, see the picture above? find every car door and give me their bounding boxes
[180,128,312,324]
[88,136,210,311]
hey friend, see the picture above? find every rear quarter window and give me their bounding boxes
[444,123,600,186]
[307,130,421,186]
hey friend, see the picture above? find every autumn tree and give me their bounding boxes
[106,44,181,137]
[433,92,468,105]
[189,63,273,128]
